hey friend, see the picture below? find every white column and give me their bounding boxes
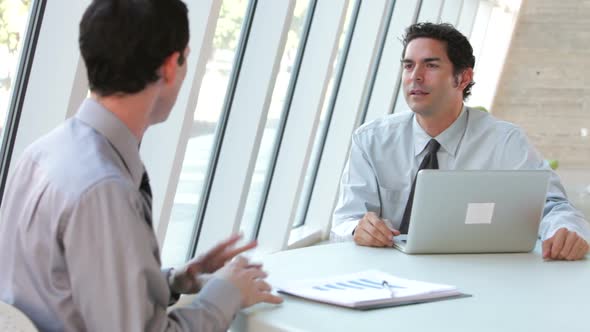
[141,0,223,245]
[363,0,421,123]
[256,0,351,253]
[457,0,480,38]
[417,0,445,22]
[469,1,493,65]
[196,0,296,254]
[440,0,464,25]
[303,0,391,240]
[65,60,89,119]
[469,3,520,110]
[10,0,91,173]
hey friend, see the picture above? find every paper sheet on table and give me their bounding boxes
[275,270,465,310]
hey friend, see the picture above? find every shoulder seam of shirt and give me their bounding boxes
[354,112,412,137]
[59,174,139,240]
[472,110,521,133]
[75,175,137,204]
[493,120,525,142]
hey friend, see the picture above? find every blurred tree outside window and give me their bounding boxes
[0,0,32,137]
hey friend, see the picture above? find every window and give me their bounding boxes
[0,0,43,201]
[239,0,312,240]
[0,0,33,138]
[293,0,357,228]
[467,1,521,110]
[161,0,250,268]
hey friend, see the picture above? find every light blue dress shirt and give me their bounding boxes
[0,99,241,331]
[331,107,590,242]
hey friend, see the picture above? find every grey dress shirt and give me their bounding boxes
[332,106,590,242]
[0,99,241,331]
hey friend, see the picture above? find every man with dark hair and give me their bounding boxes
[0,1,281,331]
[331,22,590,261]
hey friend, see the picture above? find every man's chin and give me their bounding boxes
[408,103,432,116]
[154,118,169,126]
[149,112,172,126]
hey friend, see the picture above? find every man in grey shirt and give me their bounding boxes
[332,22,589,260]
[0,0,282,331]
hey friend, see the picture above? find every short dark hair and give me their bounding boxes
[402,22,475,100]
[79,0,189,96]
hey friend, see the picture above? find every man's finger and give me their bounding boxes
[207,234,243,257]
[245,263,263,269]
[354,227,375,246]
[222,240,257,261]
[357,227,388,247]
[542,238,552,259]
[354,219,375,245]
[565,238,583,261]
[550,228,567,259]
[260,292,284,304]
[256,280,272,292]
[232,256,249,267]
[559,231,578,259]
[366,215,393,244]
[579,240,590,258]
[365,211,380,219]
[220,233,242,245]
[244,267,267,280]
[568,238,588,261]
[362,225,391,247]
[382,219,401,236]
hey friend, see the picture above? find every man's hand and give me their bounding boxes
[542,228,589,261]
[216,256,283,308]
[171,233,256,294]
[353,212,400,247]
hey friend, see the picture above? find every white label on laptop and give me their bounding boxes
[465,203,495,224]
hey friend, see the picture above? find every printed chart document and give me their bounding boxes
[275,270,466,310]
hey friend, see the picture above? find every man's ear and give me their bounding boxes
[159,51,181,85]
[457,68,474,90]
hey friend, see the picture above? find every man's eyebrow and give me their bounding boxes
[400,57,442,63]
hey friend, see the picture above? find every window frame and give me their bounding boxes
[0,0,47,204]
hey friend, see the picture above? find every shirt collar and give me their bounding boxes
[75,98,144,188]
[412,105,468,157]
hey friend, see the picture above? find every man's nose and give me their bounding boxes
[410,66,424,82]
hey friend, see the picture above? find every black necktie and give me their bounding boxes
[399,139,440,234]
[140,171,153,227]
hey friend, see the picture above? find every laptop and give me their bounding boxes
[393,170,551,254]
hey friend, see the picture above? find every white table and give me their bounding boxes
[232,242,590,332]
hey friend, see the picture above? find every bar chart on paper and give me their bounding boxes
[275,270,464,309]
[311,278,405,291]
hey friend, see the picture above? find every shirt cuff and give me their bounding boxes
[330,218,360,242]
[543,220,590,243]
[164,268,182,306]
[194,276,241,326]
